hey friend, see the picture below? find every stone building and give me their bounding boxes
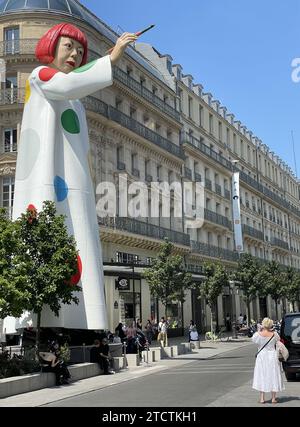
[0,0,299,336]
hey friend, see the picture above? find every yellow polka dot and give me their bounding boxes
[25,79,31,104]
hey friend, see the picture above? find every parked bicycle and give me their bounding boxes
[205,327,229,342]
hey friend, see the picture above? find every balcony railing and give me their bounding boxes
[271,237,289,250]
[242,224,264,241]
[117,161,126,171]
[215,183,222,196]
[113,67,180,122]
[194,172,202,182]
[0,88,25,105]
[184,167,192,180]
[81,96,184,159]
[183,133,233,170]
[99,216,190,246]
[224,189,231,200]
[204,208,232,230]
[0,39,37,56]
[205,178,212,191]
[191,240,239,262]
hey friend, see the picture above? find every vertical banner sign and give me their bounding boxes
[232,172,244,252]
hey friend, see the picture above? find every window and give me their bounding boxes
[115,98,122,110]
[2,176,14,218]
[209,114,213,134]
[116,251,140,264]
[166,59,172,74]
[129,106,136,119]
[4,128,17,152]
[4,27,19,54]
[226,128,230,146]
[126,66,132,76]
[233,134,237,153]
[199,105,203,127]
[218,121,222,141]
[188,96,193,119]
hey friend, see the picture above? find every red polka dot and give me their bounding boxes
[69,255,82,286]
[39,68,59,82]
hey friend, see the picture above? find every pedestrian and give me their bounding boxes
[188,320,199,342]
[13,22,137,330]
[225,313,231,332]
[145,319,154,344]
[115,322,126,341]
[237,313,244,327]
[252,317,284,404]
[157,317,168,347]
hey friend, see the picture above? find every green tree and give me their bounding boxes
[143,240,193,319]
[10,201,80,353]
[233,254,261,326]
[200,262,229,333]
[256,261,286,320]
[284,267,300,312]
[0,209,30,318]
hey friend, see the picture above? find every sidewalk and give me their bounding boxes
[0,336,252,407]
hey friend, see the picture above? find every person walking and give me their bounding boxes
[252,317,284,404]
[145,319,154,344]
[158,317,168,347]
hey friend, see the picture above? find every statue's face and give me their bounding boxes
[51,36,84,73]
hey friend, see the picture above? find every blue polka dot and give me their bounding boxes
[54,176,68,202]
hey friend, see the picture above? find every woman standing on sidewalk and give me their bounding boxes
[252,317,284,404]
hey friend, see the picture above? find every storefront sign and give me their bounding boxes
[115,277,130,290]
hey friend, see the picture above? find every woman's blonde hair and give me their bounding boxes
[261,317,274,330]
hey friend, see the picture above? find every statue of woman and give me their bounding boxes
[13,23,137,330]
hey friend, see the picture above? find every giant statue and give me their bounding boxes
[12,23,137,330]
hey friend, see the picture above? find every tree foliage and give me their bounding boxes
[143,240,193,315]
[233,254,261,324]
[0,209,30,318]
[0,201,81,351]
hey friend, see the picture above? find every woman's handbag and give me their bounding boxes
[276,341,289,362]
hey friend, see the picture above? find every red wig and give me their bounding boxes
[35,23,88,66]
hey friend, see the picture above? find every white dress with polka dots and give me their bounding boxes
[13,56,113,330]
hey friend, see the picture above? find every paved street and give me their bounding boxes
[2,339,299,407]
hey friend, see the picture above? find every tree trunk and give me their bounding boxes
[275,299,278,321]
[246,299,250,327]
[210,307,213,333]
[36,310,41,360]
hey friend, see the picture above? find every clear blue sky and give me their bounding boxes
[81,0,300,178]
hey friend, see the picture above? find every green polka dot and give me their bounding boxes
[73,60,97,73]
[61,109,80,134]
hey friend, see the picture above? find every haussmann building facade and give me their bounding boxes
[0,0,300,340]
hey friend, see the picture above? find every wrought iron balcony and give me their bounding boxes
[182,133,233,170]
[117,161,126,171]
[215,183,222,196]
[242,224,264,241]
[0,39,37,56]
[108,105,185,159]
[0,88,25,105]
[194,172,202,182]
[270,237,289,250]
[81,96,184,159]
[99,216,190,246]
[224,189,231,200]
[184,166,192,180]
[204,208,232,230]
[191,240,239,261]
[132,168,140,178]
[205,178,212,191]
[113,67,180,122]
